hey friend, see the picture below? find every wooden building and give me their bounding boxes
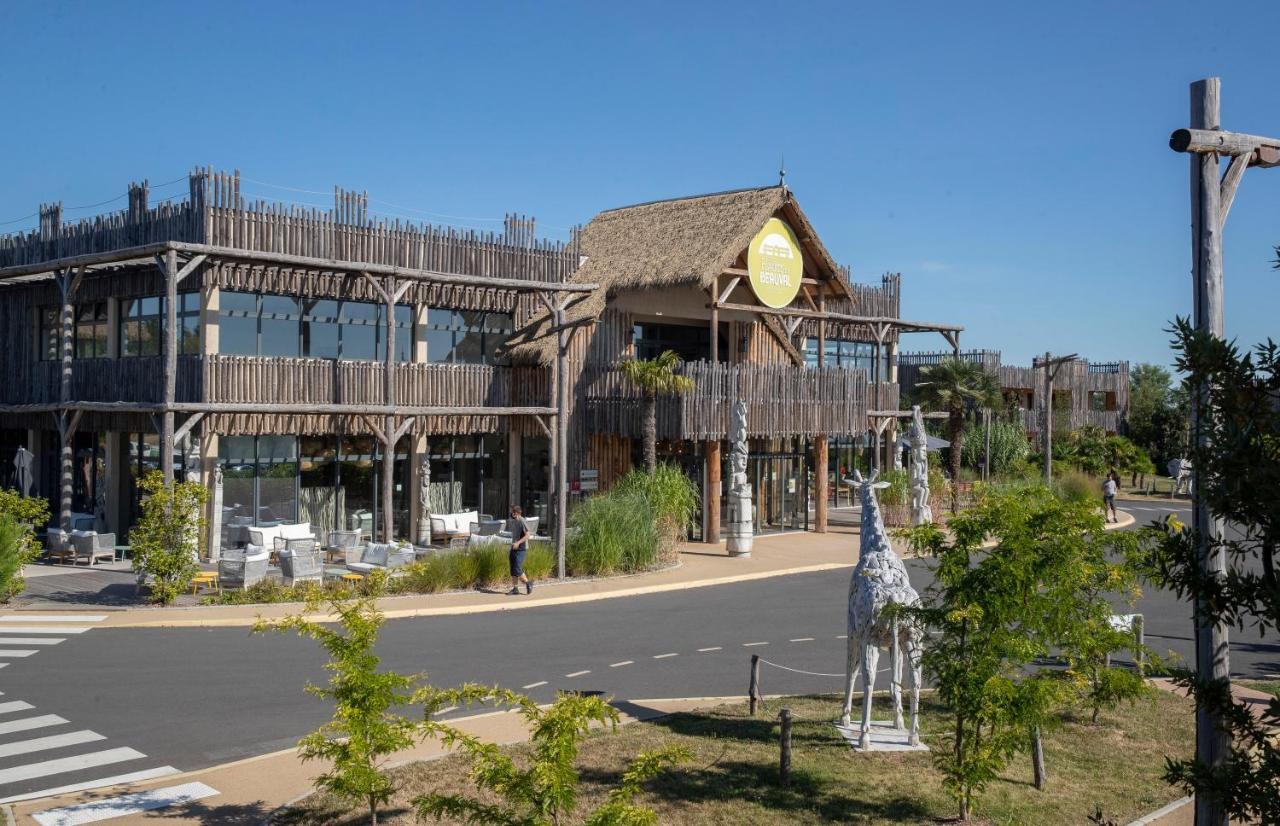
[897,350,1130,436]
[508,185,962,540]
[0,172,963,556]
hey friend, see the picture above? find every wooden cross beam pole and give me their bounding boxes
[1169,127,1280,164]
[1031,352,1077,481]
[160,250,178,484]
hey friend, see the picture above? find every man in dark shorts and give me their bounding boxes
[507,504,532,595]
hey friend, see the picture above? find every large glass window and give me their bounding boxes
[217,435,297,526]
[120,294,199,357]
[428,435,509,519]
[633,322,724,363]
[803,337,877,374]
[428,309,511,365]
[223,292,410,362]
[39,303,110,360]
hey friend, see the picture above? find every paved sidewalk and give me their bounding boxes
[6,696,731,825]
[5,509,1136,629]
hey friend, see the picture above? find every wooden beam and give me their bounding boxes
[173,412,205,444]
[173,254,207,286]
[712,300,963,334]
[160,250,178,483]
[0,401,561,417]
[717,276,742,305]
[1219,153,1250,227]
[1169,127,1280,165]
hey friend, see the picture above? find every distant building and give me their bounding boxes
[897,350,1129,437]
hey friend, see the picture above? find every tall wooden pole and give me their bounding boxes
[161,251,177,484]
[1189,77,1230,826]
[382,280,397,543]
[813,434,828,533]
[57,270,75,532]
[705,439,721,543]
[1042,351,1052,482]
[553,302,569,578]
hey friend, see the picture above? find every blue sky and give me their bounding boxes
[2,1,1277,369]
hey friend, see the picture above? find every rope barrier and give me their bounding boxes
[757,659,847,678]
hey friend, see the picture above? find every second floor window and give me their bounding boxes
[804,337,881,375]
[119,294,199,357]
[427,310,512,365]
[221,292,412,362]
[38,302,109,360]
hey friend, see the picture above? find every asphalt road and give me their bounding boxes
[0,500,1275,803]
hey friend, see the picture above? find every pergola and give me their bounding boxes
[0,240,598,568]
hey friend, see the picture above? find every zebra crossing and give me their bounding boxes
[0,614,179,804]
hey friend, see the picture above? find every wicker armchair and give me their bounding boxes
[218,544,270,589]
[324,530,362,563]
[70,531,116,566]
[278,547,323,587]
[346,543,414,575]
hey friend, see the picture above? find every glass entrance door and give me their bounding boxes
[747,439,810,534]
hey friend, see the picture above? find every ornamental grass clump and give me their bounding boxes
[615,463,699,561]
[566,489,660,576]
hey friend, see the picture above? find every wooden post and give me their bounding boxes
[1189,79,1230,825]
[383,281,397,544]
[56,270,75,532]
[749,653,761,715]
[778,707,793,787]
[705,439,721,543]
[983,408,992,482]
[1031,726,1046,790]
[553,302,569,579]
[160,251,177,484]
[1134,614,1146,673]
[709,282,719,364]
[813,435,828,533]
[1042,351,1052,482]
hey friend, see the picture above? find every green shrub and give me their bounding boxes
[131,471,207,604]
[390,556,456,595]
[566,489,659,576]
[470,544,509,587]
[960,417,1031,475]
[0,489,47,602]
[1054,469,1099,506]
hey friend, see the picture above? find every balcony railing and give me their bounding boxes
[16,356,202,405]
[203,354,547,408]
[583,361,895,440]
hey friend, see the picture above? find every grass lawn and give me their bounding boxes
[278,691,1193,825]
[1239,679,1280,699]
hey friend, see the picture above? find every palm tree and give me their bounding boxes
[619,350,696,474]
[914,357,1002,512]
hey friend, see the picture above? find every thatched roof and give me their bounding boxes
[506,185,848,364]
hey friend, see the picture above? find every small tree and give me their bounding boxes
[255,588,423,825]
[619,350,696,474]
[913,357,1002,512]
[415,685,687,825]
[906,485,1150,819]
[0,488,49,602]
[1138,318,1279,824]
[130,471,206,604]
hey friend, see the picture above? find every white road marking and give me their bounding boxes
[835,634,848,639]
[565,670,590,678]
[0,715,68,736]
[0,731,105,759]
[0,650,39,658]
[0,627,89,635]
[32,780,218,826]
[0,615,107,623]
[653,653,678,659]
[0,638,64,645]
[789,637,815,643]
[521,681,547,690]
[0,663,9,669]
[0,766,180,805]
[0,747,145,785]
[697,647,722,652]
[609,661,633,668]
[434,706,458,715]
[0,701,35,715]
[743,642,768,647]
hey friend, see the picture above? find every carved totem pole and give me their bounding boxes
[908,406,933,526]
[417,455,432,545]
[724,400,754,557]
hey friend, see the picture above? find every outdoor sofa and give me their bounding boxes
[430,511,479,543]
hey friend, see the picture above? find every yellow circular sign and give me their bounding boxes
[746,217,804,309]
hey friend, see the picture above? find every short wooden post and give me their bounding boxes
[1031,726,1046,790]
[749,654,761,716]
[1134,614,1145,672]
[778,707,793,786]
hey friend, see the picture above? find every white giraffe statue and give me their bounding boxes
[840,469,924,749]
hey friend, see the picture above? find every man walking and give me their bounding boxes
[1102,472,1119,523]
[507,504,532,595]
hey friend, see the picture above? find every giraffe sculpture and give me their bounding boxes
[840,469,924,749]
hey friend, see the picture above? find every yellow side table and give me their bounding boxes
[191,571,220,594]
[341,572,364,583]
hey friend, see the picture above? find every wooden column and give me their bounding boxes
[813,434,828,533]
[705,439,721,543]
[1188,77,1230,824]
[160,250,178,483]
[57,269,75,532]
[1042,351,1053,482]
[709,282,719,363]
[553,302,570,577]
[382,290,397,543]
